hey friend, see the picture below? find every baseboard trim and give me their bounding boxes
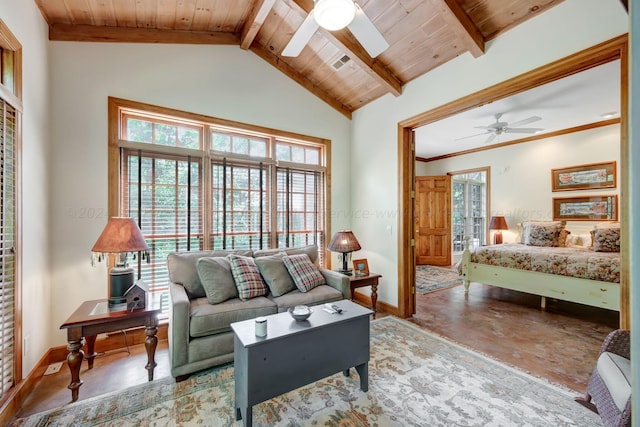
[352,291,400,317]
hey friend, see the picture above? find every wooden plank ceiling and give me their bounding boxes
[35,0,564,119]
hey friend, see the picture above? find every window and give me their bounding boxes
[0,19,21,400]
[109,99,330,308]
[452,170,487,253]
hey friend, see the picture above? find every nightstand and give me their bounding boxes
[349,273,382,318]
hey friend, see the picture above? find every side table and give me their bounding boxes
[349,273,382,318]
[59,296,161,402]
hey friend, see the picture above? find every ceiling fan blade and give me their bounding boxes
[508,116,541,127]
[454,131,490,141]
[347,5,389,58]
[504,127,544,134]
[485,133,497,144]
[282,11,320,57]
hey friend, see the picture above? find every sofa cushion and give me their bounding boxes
[167,250,253,299]
[254,253,296,297]
[270,285,343,313]
[228,254,269,300]
[283,254,326,292]
[196,257,238,304]
[189,297,276,337]
[597,351,631,412]
[254,244,319,264]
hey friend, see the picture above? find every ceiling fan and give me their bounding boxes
[455,113,544,144]
[282,0,389,58]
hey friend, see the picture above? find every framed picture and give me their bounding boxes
[551,161,616,192]
[552,195,618,221]
[352,259,369,277]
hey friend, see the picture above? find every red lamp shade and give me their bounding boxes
[92,217,149,254]
[488,216,508,244]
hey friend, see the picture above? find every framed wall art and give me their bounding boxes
[352,259,369,277]
[551,161,616,192]
[552,195,618,221]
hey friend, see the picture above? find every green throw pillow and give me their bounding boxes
[255,253,296,297]
[196,257,238,304]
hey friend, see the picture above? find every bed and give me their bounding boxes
[459,222,621,311]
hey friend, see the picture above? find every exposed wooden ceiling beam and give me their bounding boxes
[250,44,353,119]
[49,24,240,44]
[240,0,277,50]
[290,0,402,97]
[430,0,485,58]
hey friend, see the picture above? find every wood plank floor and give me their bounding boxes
[12,283,618,421]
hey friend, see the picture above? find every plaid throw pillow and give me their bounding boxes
[282,254,326,292]
[228,255,268,300]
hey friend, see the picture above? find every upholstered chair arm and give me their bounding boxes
[321,268,351,299]
[169,282,191,371]
[600,329,630,360]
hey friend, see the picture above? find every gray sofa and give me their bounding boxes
[167,245,350,379]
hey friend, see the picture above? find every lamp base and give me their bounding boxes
[493,231,503,245]
[109,266,134,307]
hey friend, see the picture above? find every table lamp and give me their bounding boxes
[91,217,149,307]
[489,216,508,244]
[327,230,361,276]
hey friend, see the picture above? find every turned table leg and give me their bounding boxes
[145,318,158,381]
[66,338,85,402]
[371,282,378,319]
[85,335,98,369]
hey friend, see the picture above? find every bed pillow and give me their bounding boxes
[592,223,620,252]
[228,255,269,300]
[522,221,566,247]
[196,257,238,304]
[282,254,326,292]
[254,253,296,297]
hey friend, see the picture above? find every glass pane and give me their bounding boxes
[126,118,152,143]
[178,127,200,149]
[291,146,305,163]
[250,139,267,157]
[276,144,290,161]
[155,123,178,146]
[212,132,231,152]
[232,136,249,155]
[305,148,319,165]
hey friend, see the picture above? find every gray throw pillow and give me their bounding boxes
[167,250,253,299]
[196,257,238,304]
[255,253,296,297]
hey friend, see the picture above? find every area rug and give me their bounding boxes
[11,317,599,427]
[416,264,462,293]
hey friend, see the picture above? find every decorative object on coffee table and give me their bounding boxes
[327,230,361,276]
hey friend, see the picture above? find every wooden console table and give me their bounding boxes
[349,273,382,318]
[59,297,161,402]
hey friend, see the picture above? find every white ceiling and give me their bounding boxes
[414,59,621,159]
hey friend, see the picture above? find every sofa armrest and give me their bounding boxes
[320,269,350,300]
[169,282,191,370]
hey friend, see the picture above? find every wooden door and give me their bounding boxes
[415,176,451,266]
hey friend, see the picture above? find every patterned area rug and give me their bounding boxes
[416,264,462,293]
[11,317,599,427]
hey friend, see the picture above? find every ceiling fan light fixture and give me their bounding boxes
[314,0,356,31]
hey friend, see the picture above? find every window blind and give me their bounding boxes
[121,149,202,311]
[0,99,16,395]
[211,158,269,250]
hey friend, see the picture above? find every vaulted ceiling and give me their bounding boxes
[35,0,566,118]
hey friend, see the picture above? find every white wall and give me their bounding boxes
[0,1,51,374]
[417,125,621,241]
[48,42,351,345]
[350,0,628,307]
